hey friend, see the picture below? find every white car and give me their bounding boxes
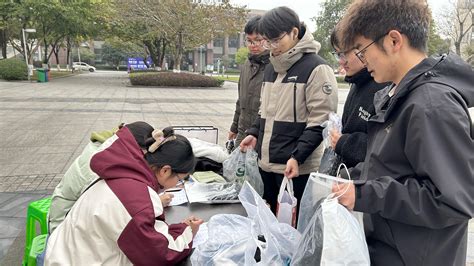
[73,62,96,72]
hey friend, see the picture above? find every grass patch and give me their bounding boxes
[217,76,239,83]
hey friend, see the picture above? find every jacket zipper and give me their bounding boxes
[293,83,297,122]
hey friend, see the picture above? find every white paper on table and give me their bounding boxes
[192,222,208,248]
[167,189,188,206]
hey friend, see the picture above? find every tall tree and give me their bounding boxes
[0,1,17,59]
[116,0,246,71]
[438,0,473,56]
[312,0,351,66]
[427,18,451,56]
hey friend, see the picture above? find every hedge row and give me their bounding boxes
[130,72,224,87]
[0,59,28,80]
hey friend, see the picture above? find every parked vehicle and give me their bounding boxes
[72,62,96,72]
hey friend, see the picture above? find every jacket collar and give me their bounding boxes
[269,25,321,73]
[248,51,270,65]
[344,68,372,86]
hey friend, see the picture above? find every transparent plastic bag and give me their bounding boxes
[223,148,264,196]
[276,177,297,227]
[185,181,241,203]
[292,197,370,266]
[319,112,343,176]
[191,214,252,265]
[191,182,301,265]
[293,166,369,266]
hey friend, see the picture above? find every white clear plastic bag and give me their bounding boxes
[276,177,297,227]
[293,165,369,265]
[191,182,301,265]
[320,112,343,176]
[222,148,264,196]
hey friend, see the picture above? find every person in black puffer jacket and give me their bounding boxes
[329,23,389,168]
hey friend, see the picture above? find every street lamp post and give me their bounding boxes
[22,28,36,81]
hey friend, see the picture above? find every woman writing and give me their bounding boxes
[45,126,202,265]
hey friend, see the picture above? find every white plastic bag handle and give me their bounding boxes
[279,176,294,197]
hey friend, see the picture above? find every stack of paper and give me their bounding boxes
[192,171,227,183]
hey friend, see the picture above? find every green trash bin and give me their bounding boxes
[37,68,47,83]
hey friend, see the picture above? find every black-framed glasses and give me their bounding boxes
[262,33,287,50]
[245,39,263,47]
[355,33,388,64]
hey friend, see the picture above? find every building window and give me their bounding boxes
[213,38,224,47]
[229,35,239,48]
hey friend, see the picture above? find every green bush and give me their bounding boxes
[336,75,347,84]
[95,64,128,71]
[130,72,223,87]
[0,58,28,80]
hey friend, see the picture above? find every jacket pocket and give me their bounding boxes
[269,121,306,164]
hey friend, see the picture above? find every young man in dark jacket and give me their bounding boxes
[334,0,474,265]
[229,15,270,148]
[329,24,389,168]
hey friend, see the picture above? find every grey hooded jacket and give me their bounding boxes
[351,54,474,266]
[230,52,270,147]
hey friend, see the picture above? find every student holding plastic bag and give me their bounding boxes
[327,23,389,168]
[334,1,474,265]
[240,7,338,218]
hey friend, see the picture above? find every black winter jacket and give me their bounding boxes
[352,54,474,266]
[335,68,388,167]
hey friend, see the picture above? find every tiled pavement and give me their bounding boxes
[0,71,471,265]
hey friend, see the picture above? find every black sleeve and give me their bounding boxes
[334,132,368,167]
[245,115,260,138]
[291,125,324,164]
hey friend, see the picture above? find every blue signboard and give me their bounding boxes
[127,57,152,70]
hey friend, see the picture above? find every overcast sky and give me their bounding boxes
[230,0,446,33]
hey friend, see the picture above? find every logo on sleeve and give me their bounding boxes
[322,83,333,95]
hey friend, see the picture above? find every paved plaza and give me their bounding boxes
[0,71,472,265]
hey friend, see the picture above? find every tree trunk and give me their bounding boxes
[143,40,159,68]
[142,45,150,68]
[154,38,162,67]
[43,38,49,64]
[455,41,461,55]
[160,41,167,69]
[0,29,7,59]
[53,47,60,68]
[66,37,71,66]
[175,32,184,71]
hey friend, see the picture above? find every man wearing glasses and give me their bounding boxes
[241,7,338,216]
[229,15,270,149]
[327,23,389,170]
[333,0,474,265]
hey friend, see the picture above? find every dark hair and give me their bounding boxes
[244,15,261,35]
[330,22,342,50]
[257,6,304,39]
[144,127,196,174]
[124,121,154,149]
[339,0,431,52]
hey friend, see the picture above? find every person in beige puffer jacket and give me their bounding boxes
[241,6,338,215]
